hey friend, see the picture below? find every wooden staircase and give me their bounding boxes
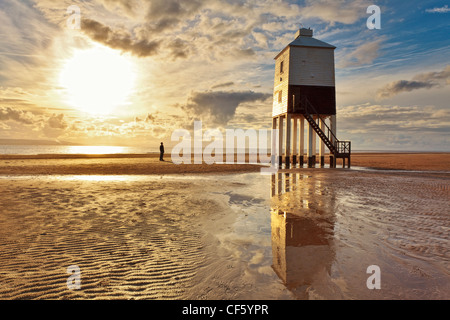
[295,96,351,168]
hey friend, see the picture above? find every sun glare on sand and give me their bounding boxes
[59,45,136,115]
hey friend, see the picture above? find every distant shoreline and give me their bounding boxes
[1,151,449,158]
[0,153,160,160]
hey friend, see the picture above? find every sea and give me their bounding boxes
[0,145,157,155]
[0,145,434,156]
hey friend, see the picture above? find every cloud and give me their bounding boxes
[100,0,139,16]
[0,0,63,91]
[181,90,271,126]
[301,0,369,25]
[0,106,71,139]
[211,82,235,89]
[336,103,450,151]
[0,103,187,143]
[43,113,68,137]
[81,18,161,57]
[167,38,190,59]
[412,65,450,83]
[377,65,450,99]
[377,80,436,99]
[339,39,383,68]
[0,106,35,125]
[425,5,450,13]
[75,1,260,61]
[337,103,450,148]
[33,0,352,64]
[252,31,269,49]
[47,113,68,129]
[145,0,204,33]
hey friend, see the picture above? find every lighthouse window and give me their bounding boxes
[280,61,284,73]
[278,91,282,103]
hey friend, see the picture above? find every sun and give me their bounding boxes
[59,45,136,115]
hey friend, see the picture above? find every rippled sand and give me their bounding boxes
[0,168,449,300]
[0,177,211,299]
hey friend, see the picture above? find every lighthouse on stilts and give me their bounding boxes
[272,28,350,169]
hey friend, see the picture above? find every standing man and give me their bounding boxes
[159,142,165,161]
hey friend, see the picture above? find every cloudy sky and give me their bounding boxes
[0,0,449,151]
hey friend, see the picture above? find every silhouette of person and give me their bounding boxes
[159,142,165,161]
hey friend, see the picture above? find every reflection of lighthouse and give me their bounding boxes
[271,173,342,299]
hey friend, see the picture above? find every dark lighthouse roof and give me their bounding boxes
[275,28,336,59]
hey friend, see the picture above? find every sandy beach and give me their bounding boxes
[0,153,448,300]
[349,152,450,171]
[0,153,262,175]
[0,152,449,175]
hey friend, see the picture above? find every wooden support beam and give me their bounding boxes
[299,116,304,167]
[285,114,291,168]
[278,116,283,166]
[292,117,297,166]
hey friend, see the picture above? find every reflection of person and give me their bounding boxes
[159,142,165,161]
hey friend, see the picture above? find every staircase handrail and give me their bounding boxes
[293,95,339,144]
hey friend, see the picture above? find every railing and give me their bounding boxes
[336,141,351,155]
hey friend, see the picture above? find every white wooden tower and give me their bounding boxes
[272,28,350,168]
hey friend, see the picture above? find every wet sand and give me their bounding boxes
[270,170,450,299]
[0,153,448,300]
[0,174,289,299]
[0,176,233,299]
